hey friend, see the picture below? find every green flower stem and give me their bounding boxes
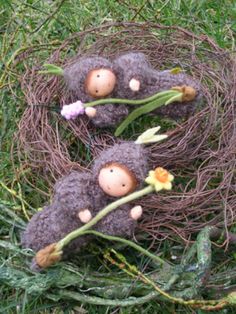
[165,93,184,105]
[56,185,154,251]
[115,92,182,136]
[80,230,166,265]
[83,90,181,108]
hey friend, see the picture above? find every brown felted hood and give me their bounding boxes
[92,141,149,187]
[63,56,114,101]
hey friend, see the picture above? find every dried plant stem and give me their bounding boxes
[0,180,33,211]
[30,0,66,34]
[17,182,30,221]
[0,42,60,89]
[109,249,235,310]
[57,289,158,307]
[133,265,229,309]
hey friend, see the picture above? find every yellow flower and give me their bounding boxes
[145,167,174,192]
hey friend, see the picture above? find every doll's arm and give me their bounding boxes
[94,204,142,238]
[86,104,129,128]
[53,171,99,226]
[78,205,143,226]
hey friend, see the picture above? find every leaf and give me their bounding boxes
[115,91,180,136]
[38,64,64,76]
[135,126,168,144]
[170,67,183,75]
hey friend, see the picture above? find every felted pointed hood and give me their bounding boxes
[92,141,149,187]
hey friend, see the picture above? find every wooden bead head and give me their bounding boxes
[85,68,116,98]
[98,162,138,197]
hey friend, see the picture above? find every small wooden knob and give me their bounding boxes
[85,107,97,118]
[78,209,92,223]
[129,78,140,91]
[85,68,116,98]
[130,205,143,220]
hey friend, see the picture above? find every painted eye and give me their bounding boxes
[97,74,100,78]
[110,169,113,173]
[122,184,126,187]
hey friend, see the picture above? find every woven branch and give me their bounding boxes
[15,22,236,244]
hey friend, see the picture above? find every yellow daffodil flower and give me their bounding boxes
[145,167,174,192]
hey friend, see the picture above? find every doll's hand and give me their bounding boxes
[129,78,140,92]
[78,209,92,223]
[130,205,143,220]
[85,107,97,118]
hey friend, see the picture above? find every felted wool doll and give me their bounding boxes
[21,142,148,255]
[21,128,166,265]
[112,52,203,120]
[21,172,93,259]
[44,52,202,128]
[60,56,129,127]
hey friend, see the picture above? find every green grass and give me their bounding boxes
[1,0,236,313]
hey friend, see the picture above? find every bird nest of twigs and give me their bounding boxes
[15,22,236,245]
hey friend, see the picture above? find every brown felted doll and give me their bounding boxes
[21,128,167,268]
[112,52,203,120]
[44,52,202,128]
[59,56,129,127]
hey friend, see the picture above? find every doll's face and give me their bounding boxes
[85,68,116,98]
[98,162,137,197]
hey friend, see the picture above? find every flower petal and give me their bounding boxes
[145,177,155,185]
[148,170,155,177]
[168,174,174,182]
[135,126,168,144]
[163,182,172,190]
[154,181,163,191]
[143,135,168,143]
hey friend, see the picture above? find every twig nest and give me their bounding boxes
[98,162,138,197]
[85,68,116,98]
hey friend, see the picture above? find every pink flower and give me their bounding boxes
[61,101,85,120]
